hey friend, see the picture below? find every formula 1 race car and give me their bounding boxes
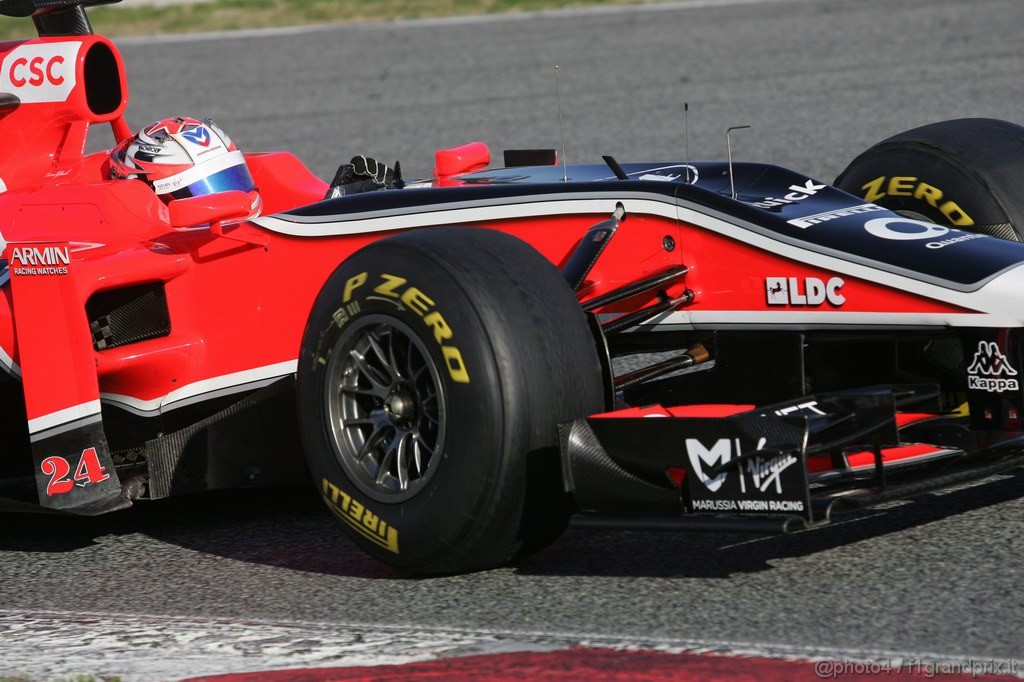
[4,0,1024,575]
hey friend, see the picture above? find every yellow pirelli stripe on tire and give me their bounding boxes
[322,478,399,554]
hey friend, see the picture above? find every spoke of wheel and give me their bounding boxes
[376,438,398,486]
[341,384,381,398]
[387,329,405,381]
[395,432,411,490]
[355,423,390,463]
[412,361,430,383]
[366,331,398,383]
[421,393,440,426]
[412,437,423,476]
[412,434,434,476]
[405,338,419,381]
[349,348,391,398]
[344,415,376,427]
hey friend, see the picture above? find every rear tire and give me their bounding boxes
[835,118,1024,240]
[297,227,604,574]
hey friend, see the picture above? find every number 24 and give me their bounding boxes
[40,447,110,496]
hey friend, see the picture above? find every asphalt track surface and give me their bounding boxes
[5,0,1024,678]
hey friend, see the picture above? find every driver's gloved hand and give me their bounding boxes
[325,156,399,199]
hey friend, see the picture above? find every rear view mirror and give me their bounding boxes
[168,190,252,228]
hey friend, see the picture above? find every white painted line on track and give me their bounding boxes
[113,0,824,45]
[1,608,1020,681]
[0,610,559,681]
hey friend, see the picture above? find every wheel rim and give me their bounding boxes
[324,315,446,503]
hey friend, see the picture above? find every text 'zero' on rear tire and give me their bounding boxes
[835,118,1024,240]
[296,227,605,574]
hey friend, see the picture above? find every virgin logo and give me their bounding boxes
[0,42,81,103]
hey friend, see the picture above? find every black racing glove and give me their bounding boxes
[325,155,400,199]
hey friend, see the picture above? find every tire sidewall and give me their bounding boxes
[297,242,518,570]
[835,143,1012,230]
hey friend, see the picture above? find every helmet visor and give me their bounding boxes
[169,163,257,200]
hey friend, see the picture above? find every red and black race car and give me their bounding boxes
[4,0,1024,574]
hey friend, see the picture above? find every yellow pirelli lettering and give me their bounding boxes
[323,479,351,511]
[423,311,452,344]
[332,301,362,328]
[887,175,916,197]
[362,510,381,533]
[400,287,434,316]
[860,176,975,227]
[862,176,887,203]
[939,200,974,226]
[442,346,470,383]
[913,182,943,207]
[374,274,406,298]
[332,308,348,328]
[321,478,400,554]
[343,272,367,303]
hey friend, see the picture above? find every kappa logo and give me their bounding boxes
[181,126,212,147]
[967,341,1020,393]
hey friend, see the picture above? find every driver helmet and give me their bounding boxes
[110,116,261,220]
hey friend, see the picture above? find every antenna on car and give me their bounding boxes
[554,66,568,183]
[683,102,690,184]
[726,125,750,199]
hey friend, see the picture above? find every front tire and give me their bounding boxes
[835,118,1024,240]
[297,227,604,574]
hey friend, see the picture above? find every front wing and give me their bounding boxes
[559,386,1024,532]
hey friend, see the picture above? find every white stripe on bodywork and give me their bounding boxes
[28,400,102,434]
[0,343,20,378]
[253,195,678,236]
[626,310,994,332]
[100,359,297,417]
